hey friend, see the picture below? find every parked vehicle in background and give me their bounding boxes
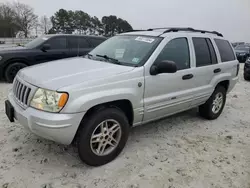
[244,57,250,80]
[234,44,250,63]
[232,42,245,48]
[5,27,238,166]
[0,34,106,82]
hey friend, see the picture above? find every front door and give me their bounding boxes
[143,36,197,122]
[34,36,68,63]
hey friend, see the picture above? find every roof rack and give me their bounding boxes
[147,27,223,37]
[125,27,223,37]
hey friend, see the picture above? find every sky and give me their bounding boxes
[1,0,250,42]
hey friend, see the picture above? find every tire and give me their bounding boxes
[244,74,250,81]
[199,86,226,120]
[5,62,27,83]
[77,107,130,166]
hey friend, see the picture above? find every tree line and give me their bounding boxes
[0,2,133,38]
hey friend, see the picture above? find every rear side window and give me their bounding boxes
[214,39,236,62]
[45,37,66,49]
[78,37,91,48]
[88,38,105,47]
[193,38,214,67]
[155,38,190,70]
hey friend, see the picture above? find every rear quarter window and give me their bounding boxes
[214,39,236,62]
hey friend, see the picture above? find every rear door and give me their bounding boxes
[189,37,221,107]
[67,36,79,58]
[78,37,93,56]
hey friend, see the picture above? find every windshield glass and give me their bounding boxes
[87,35,162,66]
[25,36,49,49]
[235,45,250,52]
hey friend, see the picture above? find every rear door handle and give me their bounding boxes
[182,74,193,80]
[214,68,221,73]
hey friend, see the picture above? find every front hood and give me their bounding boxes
[18,57,135,90]
[0,46,27,53]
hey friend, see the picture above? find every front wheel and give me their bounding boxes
[199,86,226,120]
[77,108,130,166]
[5,62,27,83]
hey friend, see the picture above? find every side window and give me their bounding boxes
[68,37,78,48]
[214,39,236,62]
[155,38,190,70]
[88,38,105,47]
[45,37,66,49]
[192,38,212,67]
[79,37,91,48]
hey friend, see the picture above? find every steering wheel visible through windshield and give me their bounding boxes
[87,35,162,66]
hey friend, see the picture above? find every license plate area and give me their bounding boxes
[5,100,14,122]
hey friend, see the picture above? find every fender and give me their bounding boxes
[210,72,231,89]
[62,88,143,114]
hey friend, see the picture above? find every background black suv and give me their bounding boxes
[234,44,250,63]
[0,34,106,82]
[244,57,250,80]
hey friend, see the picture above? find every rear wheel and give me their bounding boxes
[199,86,226,120]
[77,107,130,166]
[5,62,27,83]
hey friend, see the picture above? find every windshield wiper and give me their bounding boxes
[95,54,121,64]
[86,53,93,58]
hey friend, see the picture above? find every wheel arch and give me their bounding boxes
[3,58,30,72]
[72,99,134,144]
[216,80,229,92]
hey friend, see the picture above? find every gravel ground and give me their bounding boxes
[0,65,250,188]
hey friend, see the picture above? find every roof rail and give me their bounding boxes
[159,27,223,37]
[124,27,223,37]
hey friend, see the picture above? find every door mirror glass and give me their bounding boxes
[150,60,177,75]
[41,44,51,51]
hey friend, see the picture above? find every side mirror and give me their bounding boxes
[41,44,50,51]
[150,60,177,75]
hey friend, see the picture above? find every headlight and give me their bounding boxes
[30,88,68,112]
[240,53,246,56]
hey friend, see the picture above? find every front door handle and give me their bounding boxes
[214,68,221,73]
[182,74,193,80]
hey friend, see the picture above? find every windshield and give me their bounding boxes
[235,45,250,52]
[87,35,162,66]
[25,36,50,49]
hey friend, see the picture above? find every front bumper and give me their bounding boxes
[7,92,85,145]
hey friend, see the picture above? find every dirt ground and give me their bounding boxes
[0,65,249,188]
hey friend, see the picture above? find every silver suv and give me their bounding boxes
[5,28,239,166]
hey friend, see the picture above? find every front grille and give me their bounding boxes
[13,79,31,106]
